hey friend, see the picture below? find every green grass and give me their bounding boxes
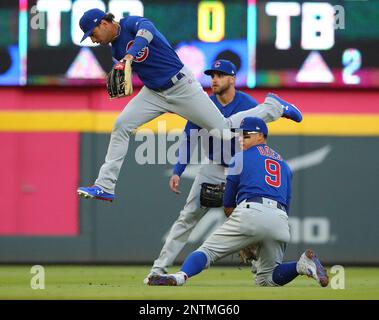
[0,265,378,300]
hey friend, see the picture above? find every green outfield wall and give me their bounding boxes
[1,133,378,265]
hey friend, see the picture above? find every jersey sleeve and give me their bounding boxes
[241,93,258,109]
[223,155,241,207]
[125,16,157,58]
[286,165,293,212]
[231,92,259,114]
[246,95,258,108]
[172,121,201,177]
[223,179,238,208]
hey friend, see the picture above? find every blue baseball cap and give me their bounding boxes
[204,59,237,76]
[232,117,268,137]
[79,9,106,43]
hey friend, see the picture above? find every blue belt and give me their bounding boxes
[245,196,287,213]
[155,72,185,92]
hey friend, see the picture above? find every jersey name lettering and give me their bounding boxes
[257,146,282,161]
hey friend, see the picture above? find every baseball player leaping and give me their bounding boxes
[148,117,329,288]
[77,9,303,202]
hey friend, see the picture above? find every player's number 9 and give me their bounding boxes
[264,159,281,187]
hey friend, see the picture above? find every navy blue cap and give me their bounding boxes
[79,9,106,43]
[204,59,237,76]
[232,117,268,137]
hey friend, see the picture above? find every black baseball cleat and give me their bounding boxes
[267,93,303,123]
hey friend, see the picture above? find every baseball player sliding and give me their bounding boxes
[76,9,303,202]
[148,117,329,288]
[144,59,258,283]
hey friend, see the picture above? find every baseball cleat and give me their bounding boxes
[148,274,179,286]
[267,93,303,123]
[297,249,329,287]
[148,272,187,286]
[77,185,114,202]
[143,271,166,285]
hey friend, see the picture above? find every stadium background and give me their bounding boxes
[0,0,378,268]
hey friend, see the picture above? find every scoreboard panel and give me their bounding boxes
[0,0,378,88]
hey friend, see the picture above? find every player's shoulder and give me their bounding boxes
[281,158,292,175]
[122,15,148,29]
[236,90,258,106]
[259,145,292,174]
[242,145,260,162]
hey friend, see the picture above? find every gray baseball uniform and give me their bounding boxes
[198,199,290,286]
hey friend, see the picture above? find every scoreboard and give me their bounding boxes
[0,0,378,88]
[256,0,379,88]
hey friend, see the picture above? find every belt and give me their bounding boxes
[155,72,185,92]
[245,196,287,213]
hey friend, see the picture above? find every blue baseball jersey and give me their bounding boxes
[173,91,258,176]
[111,16,183,90]
[224,144,292,211]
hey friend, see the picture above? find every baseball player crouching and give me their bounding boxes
[148,117,329,288]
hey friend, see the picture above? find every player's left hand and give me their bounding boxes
[169,175,181,194]
[106,59,133,99]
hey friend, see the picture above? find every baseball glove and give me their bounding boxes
[200,182,225,208]
[106,60,133,99]
[239,245,257,265]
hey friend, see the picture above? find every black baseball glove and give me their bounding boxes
[200,182,225,208]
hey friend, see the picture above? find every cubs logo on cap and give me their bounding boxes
[204,59,237,76]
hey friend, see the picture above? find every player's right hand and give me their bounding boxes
[169,175,181,194]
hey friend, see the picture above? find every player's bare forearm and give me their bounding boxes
[224,207,234,217]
